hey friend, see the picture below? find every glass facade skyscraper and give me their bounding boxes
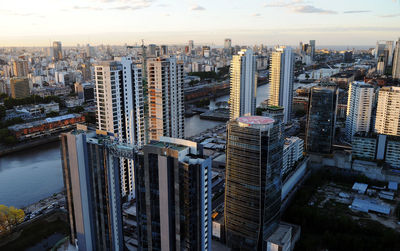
[224,116,284,250]
[306,84,338,154]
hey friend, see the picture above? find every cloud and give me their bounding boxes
[252,13,261,17]
[158,3,170,7]
[264,1,336,14]
[379,13,400,17]
[291,5,337,14]
[343,10,371,14]
[0,10,45,17]
[73,6,103,11]
[190,5,205,11]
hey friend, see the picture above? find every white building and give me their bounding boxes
[269,46,294,124]
[345,81,375,142]
[94,57,145,199]
[147,56,185,141]
[229,49,256,120]
[282,136,304,177]
[375,86,400,136]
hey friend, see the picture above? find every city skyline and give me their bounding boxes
[1,0,400,47]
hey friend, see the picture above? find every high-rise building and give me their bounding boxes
[229,49,256,120]
[53,41,63,61]
[224,38,232,49]
[392,38,400,79]
[375,86,400,136]
[188,40,194,54]
[306,84,338,154]
[375,41,386,59]
[269,46,294,124]
[225,116,284,250]
[385,41,394,66]
[135,137,212,251]
[61,128,134,251]
[345,81,375,142]
[12,60,29,77]
[10,77,30,98]
[160,45,168,56]
[148,44,157,57]
[147,57,185,141]
[309,40,316,59]
[94,57,145,198]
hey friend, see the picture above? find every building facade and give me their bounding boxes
[282,136,304,177]
[12,60,29,77]
[392,38,400,79]
[94,57,145,198]
[375,86,400,136]
[53,41,62,61]
[10,77,30,98]
[147,57,185,141]
[225,116,284,250]
[135,137,212,251]
[229,49,257,120]
[306,84,338,154]
[345,81,375,142]
[269,46,294,124]
[61,128,133,251]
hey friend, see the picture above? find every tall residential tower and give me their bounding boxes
[229,49,257,120]
[147,57,185,140]
[269,46,294,124]
[375,86,400,136]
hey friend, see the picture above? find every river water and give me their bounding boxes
[0,84,270,208]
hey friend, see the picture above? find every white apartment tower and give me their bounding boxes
[393,38,400,80]
[375,86,400,136]
[147,56,185,141]
[269,46,294,124]
[229,49,256,120]
[94,57,145,198]
[346,81,375,142]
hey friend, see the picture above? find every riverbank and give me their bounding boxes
[0,135,60,157]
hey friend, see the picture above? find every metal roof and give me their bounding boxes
[351,198,390,215]
[388,181,398,191]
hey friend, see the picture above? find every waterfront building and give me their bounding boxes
[225,116,284,250]
[229,49,257,120]
[375,86,400,136]
[392,38,400,79]
[147,57,185,141]
[61,128,136,251]
[94,57,145,198]
[269,46,294,124]
[345,81,375,142]
[10,77,30,98]
[305,84,338,154]
[135,137,212,250]
[53,41,62,61]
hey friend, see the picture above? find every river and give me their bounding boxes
[0,84,270,208]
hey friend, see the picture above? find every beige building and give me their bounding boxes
[10,77,30,98]
[12,60,29,77]
[147,57,185,141]
[375,86,400,136]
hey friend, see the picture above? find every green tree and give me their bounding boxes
[0,205,25,235]
[0,105,5,120]
[46,111,60,117]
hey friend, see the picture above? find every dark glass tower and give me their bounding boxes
[224,116,284,250]
[135,137,212,251]
[305,83,338,154]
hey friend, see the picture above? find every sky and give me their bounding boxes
[0,0,399,47]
